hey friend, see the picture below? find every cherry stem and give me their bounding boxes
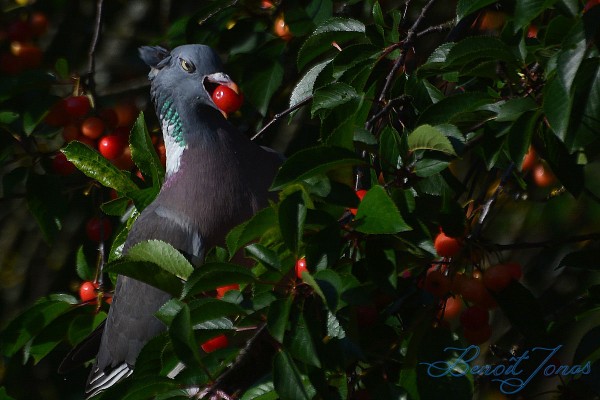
[87,0,104,100]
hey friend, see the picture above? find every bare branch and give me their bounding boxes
[86,0,104,98]
[416,20,456,38]
[250,96,312,141]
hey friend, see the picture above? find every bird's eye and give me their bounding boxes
[180,59,195,73]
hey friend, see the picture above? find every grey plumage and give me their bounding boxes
[78,44,281,397]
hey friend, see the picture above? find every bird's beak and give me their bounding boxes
[203,72,241,118]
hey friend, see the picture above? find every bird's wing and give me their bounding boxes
[84,203,205,398]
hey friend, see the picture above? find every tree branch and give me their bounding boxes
[416,20,456,38]
[250,96,312,141]
[86,0,104,98]
[377,0,438,105]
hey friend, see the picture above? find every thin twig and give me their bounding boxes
[365,95,410,130]
[485,232,600,251]
[416,20,456,38]
[377,0,438,104]
[250,96,312,141]
[87,0,104,98]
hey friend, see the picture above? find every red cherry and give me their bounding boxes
[77,135,97,148]
[44,100,69,127]
[98,134,127,160]
[216,284,239,299]
[11,42,42,69]
[52,152,76,175]
[483,264,513,293]
[0,53,23,75]
[64,96,91,118]
[99,108,118,128]
[454,275,497,309]
[113,102,138,127]
[440,296,463,321]
[211,85,244,114]
[30,12,49,37]
[274,14,293,41]
[62,124,80,142]
[463,324,492,345]
[526,24,538,39]
[85,216,112,243]
[434,231,463,258]
[81,116,105,139]
[459,306,489,330]
[532,163,557,187]
[506,262,523,280]
[521,147,537,172]
[111,146,134,170]
[7,20,32,42]
[201,334,228,353]
[424,269,452,298]
[79,281,97,302]
[349,189,368,215]
[584,0,600,12]
[295,257,308,279]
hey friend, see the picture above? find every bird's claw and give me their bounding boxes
[191,387,233,400]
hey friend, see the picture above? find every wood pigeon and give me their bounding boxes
[61,44,282,398]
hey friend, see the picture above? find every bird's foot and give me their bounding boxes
[188,386,234,400]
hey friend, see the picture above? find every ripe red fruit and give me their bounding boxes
[463,324,492,345]
[11,42,43,69]
[526,25,538,39]
[98,134,128,160]
[459,306,489,330]
[85,217,113,243]
[455,275,497,309]
[483,264,513,293]
[77,135,97,148]
[52,152,76,175]
[440,296,463,321]
[99,108,118,128]
[30,12,49,37]
[424,270,452,297]
[212,84,244,114]
[79,281,97,302]
[201,334,228,353]
[506,262,523,280]
[62,124,80,142]
[274,14,292,41]
[584,0,600,12]
[0,53,23,75]
[113,102,138,127]
[7,20,32,42]
[532,163,557,187]
[81,116,105,139]
[434,231,463,258]
[521,147,537,172]
[349,189,368,215]
[64,96,91,118]
[45,100,69,127]
[295,258,308,279]
[216,284,240,299]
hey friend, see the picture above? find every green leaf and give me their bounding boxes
[244,60,284,117]
[105,260,183,297]
[130,112,165,187]
[278,191,307,255]
[0,299,72,357]
[311,82,359,117]
[62,141,138,193]
[290,59,332,109]
[267,297,293,343]
[182,262,255,299]
[55,58,69,79]
[558,248,600,270]
[416,92,495,126]
[23,97,56,135]
[271,146,365,190]
[456,0,497,19]
[0,111,19,124]
[288,312,321,368]
[245,244,282,271]
[507,111,539,168]
[446,36,519,68]
[226,206,278,256]
[101,196,131,217]
[543,75,571,141]
[408,125,457,156]
[189,298,243,327]
[67,312,106,346]
[0,387,16,400]
[169,304,202,368]
[126,240,194,280]
[557,20,586,93]
[273,350,311,400]
[297,17,366,70]
[495,98,538,122]
[514,0,560,32]
[354,186,411,234]
[76,246,94,281]
[240,381,277,400]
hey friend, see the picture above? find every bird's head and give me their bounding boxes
[139,44,237,114]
